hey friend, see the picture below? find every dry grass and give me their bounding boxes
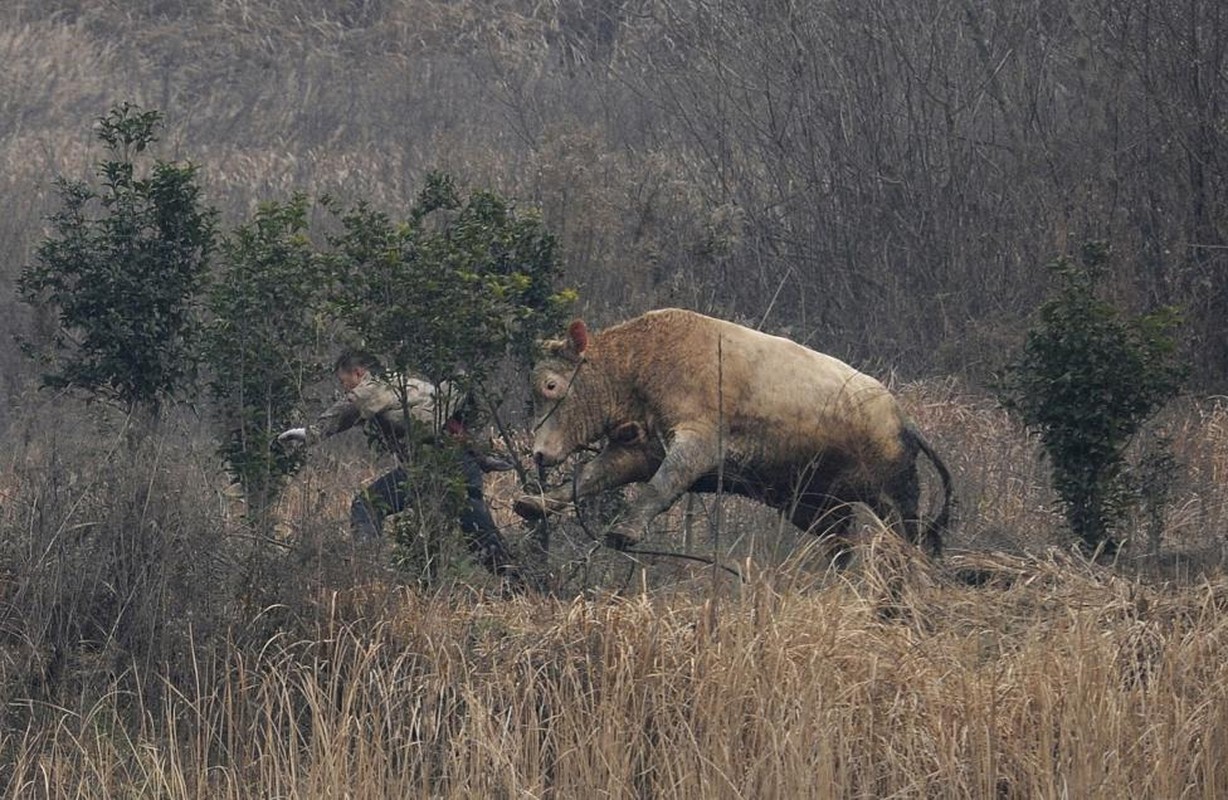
[5,548,1228,798]
[3,3,1228,795]
[4,384,1228,797]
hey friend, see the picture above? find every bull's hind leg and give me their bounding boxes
[791,500,859,569]
[790,500,854,540]
[880,461,940,555]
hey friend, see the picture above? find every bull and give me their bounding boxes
[513,308,953,555]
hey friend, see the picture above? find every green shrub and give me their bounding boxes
[202,193,326,522]
[18,103,215,424]
[325,172,573,394]
[322,172,575,567]
[999,242,1185,554]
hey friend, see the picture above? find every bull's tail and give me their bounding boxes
[906,424,954,555]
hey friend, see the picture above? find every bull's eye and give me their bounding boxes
[539,373,568,401]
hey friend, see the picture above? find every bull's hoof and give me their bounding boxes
[604,529,641,551]
[513,496,548,519]
[513,495,572,520]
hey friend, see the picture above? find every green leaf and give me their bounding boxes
[998,242,1186,552]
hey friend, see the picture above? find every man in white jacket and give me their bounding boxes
[279,350,520,585]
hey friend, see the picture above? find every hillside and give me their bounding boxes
[2,0,1225,389]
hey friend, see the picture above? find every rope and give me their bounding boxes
[619,545,743,581]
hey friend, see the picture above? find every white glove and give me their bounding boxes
[277,427,307,444]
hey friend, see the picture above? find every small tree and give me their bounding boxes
[18,103,215,426]
[202,194,325,524]
[1000,242,1185,554]
[327,172,572,392]
[323,172,574,570]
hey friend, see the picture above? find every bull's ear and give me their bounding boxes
[566,320,589,356]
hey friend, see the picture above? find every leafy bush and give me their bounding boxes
[17,103,574,581]
[999,242,1185,553]
[202,193,326,522]
[18,103,215,423]
[326,172,573,393]
[322,172,574,566]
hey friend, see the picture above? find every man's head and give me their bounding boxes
[333,349,381,391]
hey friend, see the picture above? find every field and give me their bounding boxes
[3,382,1228,798]
[2,1,1228,797]
[12,555,1228,798]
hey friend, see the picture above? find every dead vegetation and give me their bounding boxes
[5,543,1228,798]
[2,1,1228,795]
[3,384,1228,797]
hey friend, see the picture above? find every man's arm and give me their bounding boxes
[305,394,363,444]
[279,394,362,446]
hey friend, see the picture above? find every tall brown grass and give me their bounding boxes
[4,383,1228,797]
[6,549,1228,798]
[4,3,1228,795]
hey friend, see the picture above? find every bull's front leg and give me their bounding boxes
[513,441,660,520]
[606,427,721,550]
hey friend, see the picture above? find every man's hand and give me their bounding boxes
[277,427,307,445]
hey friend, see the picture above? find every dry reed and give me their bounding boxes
[3,378,1228,798]
[3,5,1228,796]
[6,548,1228,798]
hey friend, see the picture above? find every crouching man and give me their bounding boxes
[279,349,521,588]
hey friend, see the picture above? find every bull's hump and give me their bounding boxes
[602,307,880,386]
[637,309,866,369]
[599,309,896,434]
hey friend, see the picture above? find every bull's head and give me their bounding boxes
[529,319,596,474]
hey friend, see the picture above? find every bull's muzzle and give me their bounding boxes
[532,446,570,477]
